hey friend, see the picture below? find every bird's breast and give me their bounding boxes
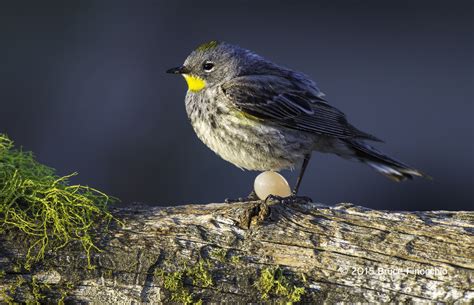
[184,89,313,171]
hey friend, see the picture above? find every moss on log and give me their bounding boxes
[1,199,473,303]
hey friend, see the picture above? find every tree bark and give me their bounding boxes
[1,199,473,304]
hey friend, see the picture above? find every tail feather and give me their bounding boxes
[345,140,428,182]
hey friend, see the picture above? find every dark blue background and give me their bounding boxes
[1,0,472,210]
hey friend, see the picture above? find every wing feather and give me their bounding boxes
[222,75,381,141]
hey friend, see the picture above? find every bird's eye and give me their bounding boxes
[202,61,215,72]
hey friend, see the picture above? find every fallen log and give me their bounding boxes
[1,199,473,303]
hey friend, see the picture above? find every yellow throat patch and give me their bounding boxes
[183,74,206,92]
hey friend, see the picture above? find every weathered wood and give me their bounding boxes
[1,199,473,304]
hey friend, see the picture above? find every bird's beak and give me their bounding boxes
[166,65,190,74]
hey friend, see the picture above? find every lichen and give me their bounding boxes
[255,266,305,303]
[0,133,117,270]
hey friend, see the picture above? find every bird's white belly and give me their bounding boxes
[191,116,312,171]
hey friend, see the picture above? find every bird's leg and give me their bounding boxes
[226,155,312,203]
[263,154,313,204]
[293,153,311,195]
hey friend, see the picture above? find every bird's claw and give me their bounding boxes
[265,194,312,204]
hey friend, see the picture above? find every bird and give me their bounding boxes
[166,40,427,198]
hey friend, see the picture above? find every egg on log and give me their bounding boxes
[254,171,292,200]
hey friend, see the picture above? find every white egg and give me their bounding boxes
[254,171,292,200]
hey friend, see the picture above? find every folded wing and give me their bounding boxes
[222,75,381,141]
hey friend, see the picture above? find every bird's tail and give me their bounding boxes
[344,140,429,182]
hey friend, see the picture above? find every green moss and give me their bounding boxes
[0,275,53,305]
[57,288,68,305]
[29,277,47,304]
[0,291,13,304]
[56,280,75,304]
[255,267,305,303]
[0,134,116,270]
[1,275,26,304]
[102,268,113,278]
[210,248,227,263]
[12,263,21,273]
[210,247,242,266]
[230,254,241,264]
[0,272,13,303]
[155,259,213,304]
[288,286,305,303]
[186,260,213,288]
[155,269,194,304]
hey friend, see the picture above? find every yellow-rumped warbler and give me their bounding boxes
[167,41,427,195]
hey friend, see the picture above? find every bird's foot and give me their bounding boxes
[225,190,259,203]
[265,194,312,204]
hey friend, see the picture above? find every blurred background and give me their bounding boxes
[0,0,472,210]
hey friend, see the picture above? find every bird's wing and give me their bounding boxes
[222,75,381,141]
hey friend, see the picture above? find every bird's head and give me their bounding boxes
[166,40,263,92]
